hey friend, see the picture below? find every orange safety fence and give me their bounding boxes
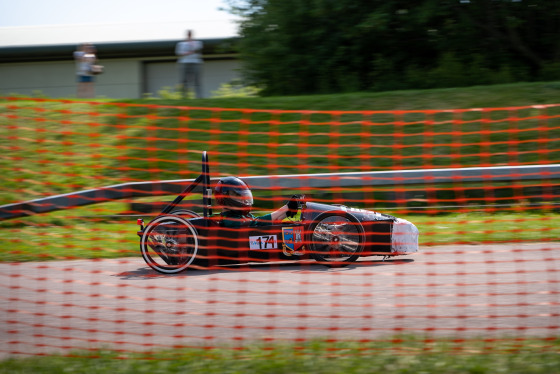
[0,97,559,358]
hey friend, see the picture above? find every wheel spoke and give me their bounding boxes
[309,212,364,265]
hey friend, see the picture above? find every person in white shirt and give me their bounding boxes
[175,30,203,99]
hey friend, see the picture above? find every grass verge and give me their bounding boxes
[2,81,560,205]
[1,337,559,373]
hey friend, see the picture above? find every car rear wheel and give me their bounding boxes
[140,215,199,274]
[308,211,365,267]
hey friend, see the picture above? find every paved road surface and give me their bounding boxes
[1,243,559,357]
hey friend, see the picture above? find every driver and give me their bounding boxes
[214,176,301,228]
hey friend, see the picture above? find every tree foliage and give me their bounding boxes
[225,0,560,95]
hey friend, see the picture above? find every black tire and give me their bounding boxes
[140,215,199,274]
[308,211,365,267]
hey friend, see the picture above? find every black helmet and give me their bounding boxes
[215,177,253,212]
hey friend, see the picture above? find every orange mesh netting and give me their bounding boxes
[0,97,559,357]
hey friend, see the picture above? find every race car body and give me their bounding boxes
[137,152,419,274]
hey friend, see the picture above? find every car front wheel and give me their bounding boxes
[308,211,365,267]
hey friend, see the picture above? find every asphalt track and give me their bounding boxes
[2,243,559,357]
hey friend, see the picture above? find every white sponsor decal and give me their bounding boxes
[249,235,278,250]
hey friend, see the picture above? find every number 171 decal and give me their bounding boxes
[249,235,278,250]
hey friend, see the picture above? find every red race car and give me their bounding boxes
[137,152,419,274]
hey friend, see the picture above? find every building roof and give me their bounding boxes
[0,37,239,63]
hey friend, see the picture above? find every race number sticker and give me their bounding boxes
[249,235,278,250]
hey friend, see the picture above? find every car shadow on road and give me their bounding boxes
[113,258,415,280]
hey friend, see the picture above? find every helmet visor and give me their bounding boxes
[230,188,253,207]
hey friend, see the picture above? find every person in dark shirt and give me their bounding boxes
[215,176,301,228]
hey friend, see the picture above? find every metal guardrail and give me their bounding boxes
[1,164,559,221]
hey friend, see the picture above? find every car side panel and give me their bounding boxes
[361,220,393,255]
[190,218,308,267]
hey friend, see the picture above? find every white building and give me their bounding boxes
[0,38,241,99]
